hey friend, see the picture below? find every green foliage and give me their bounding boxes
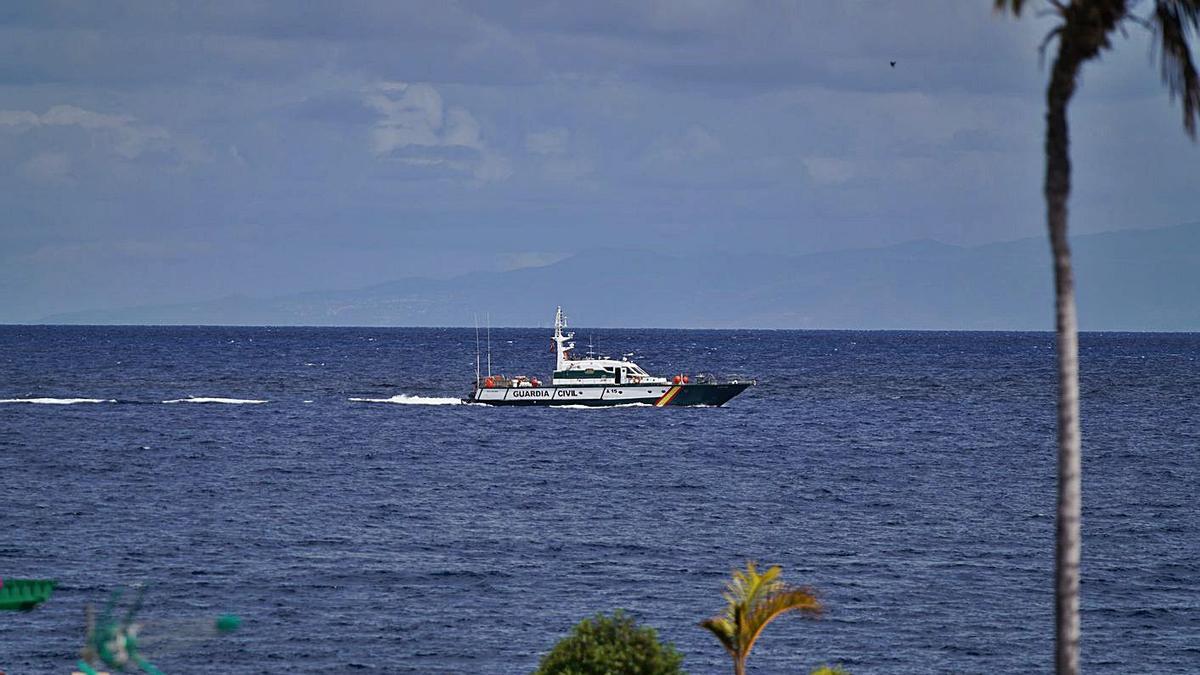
[811,664,850,675]
[700,561,822,674]
[534,610,685,675]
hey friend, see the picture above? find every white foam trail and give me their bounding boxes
[162,397,268,404]
[0,397,115,405]
[348,395,463,405]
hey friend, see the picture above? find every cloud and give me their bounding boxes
[36,105,132,129]
[0,104,173,159]
[803,157,855,185]
[0,110,42,126]
[20,151,72,183]
[525,128,569,155]
[365,82,509,181]
[0,105,133,132]
[645,124,721,164]
[0,104,204,177]
[473,152,513,182]
[524,127,591,181]
[367,83,452,151]
[23,239,212,266]
[540,156,593,182]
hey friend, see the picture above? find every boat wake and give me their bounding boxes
[162,397,269,404]
[348,395,464,406]
[0,397,116,405]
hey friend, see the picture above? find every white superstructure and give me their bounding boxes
[550,306,669,386]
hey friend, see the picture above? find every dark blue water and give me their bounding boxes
[1,326,1198,674]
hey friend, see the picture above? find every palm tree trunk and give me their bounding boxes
[1046,40,1083,675]
[734,656,747,675]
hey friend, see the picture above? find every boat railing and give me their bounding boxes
[478,374,543,389]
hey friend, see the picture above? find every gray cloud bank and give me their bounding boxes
[1,1,1197,324]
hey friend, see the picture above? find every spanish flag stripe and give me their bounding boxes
[655,385,682,407]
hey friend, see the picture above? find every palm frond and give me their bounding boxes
[994,0,1069,64]
[702,562,823,670]
[743,587,823,659]
[737,563,786,605]
[699,616,738,657]
[741,563,779,609]
[749,587,823,624]
[994,0,1028,15]
[994,0,1069,17]
[1153,0,1200,136]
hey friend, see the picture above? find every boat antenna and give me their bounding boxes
[474,314,481,387]
[486,312,492,378]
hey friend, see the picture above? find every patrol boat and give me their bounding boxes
[468,307,752,406]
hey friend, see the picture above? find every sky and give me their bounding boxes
[1,1,1198,322]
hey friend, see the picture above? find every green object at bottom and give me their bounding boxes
[0,578,57,611]
[216,614,242,633]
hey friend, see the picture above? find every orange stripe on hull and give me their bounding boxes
[654,385,682,407]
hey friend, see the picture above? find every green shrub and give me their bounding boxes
[810,665,850,675]
[534,610,686,675]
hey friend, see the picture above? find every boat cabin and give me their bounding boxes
[550,308,668,386]
[552,358,665,386]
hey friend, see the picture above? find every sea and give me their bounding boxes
[1,326,1197,674]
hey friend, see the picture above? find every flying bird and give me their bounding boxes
[890,61,896,68]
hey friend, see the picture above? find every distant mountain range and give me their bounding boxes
[39,223,1200,330]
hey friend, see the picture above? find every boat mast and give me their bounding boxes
[486,312,492,378]
[553,306,575,371]
[474,314,481,387]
